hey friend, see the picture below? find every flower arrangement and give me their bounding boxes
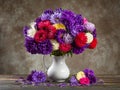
[23,8,97,56]
[69,69,97,86]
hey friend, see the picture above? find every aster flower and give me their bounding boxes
[83,17,88,24]
[37,20,51,30]
[72,44,85,54]
[37,20,57,39]
[37,39,53,55]
[41,13,51,21]
[50,12,62,23]
[63,33,73,44]
[51,40,59,50]
[74,14,84,25]
[35,16,41,24]
[60,9,75,30]
[23,26,29,37]
[85,32,93,44]
[79,77,90,85]
[41,9,54,21]
[75,32,87,47]
[76,71,86,80]
[89,38,97,49]
[27,22,37,38]
[83,69,97,84]
[27,70,46,83]
[24,37,38,54]
[34,30,47,43]
[57,83,68,87]
[47,25,57,39]
[69,76,80,86]
[84,22,95,32]
[59,43,72,53]
[44,9,54,15]
[92,29,97,38]
[70,24,85,37]
[56,29,66,43]
[54,8,63,13]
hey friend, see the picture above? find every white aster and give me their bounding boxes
[27,22,37,38]
[85,32,93,44]
[51,40,59,50]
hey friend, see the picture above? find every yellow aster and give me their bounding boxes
[51,40,59,50]
[76,71,86,80]
[53,23,66,30]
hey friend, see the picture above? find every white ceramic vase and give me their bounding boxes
[47,55,70,82]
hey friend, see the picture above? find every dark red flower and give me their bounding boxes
[37,20,56,39]
[75,32,87,47]
[37,20,51,30]
[59,43,72,53]
[47,25,57,39]
[34,30,47,43]
[89,38,97,49]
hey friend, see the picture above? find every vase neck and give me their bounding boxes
[53,56,66,63]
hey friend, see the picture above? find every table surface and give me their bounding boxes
[0,75,120,90]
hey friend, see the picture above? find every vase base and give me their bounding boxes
[55,80,65,82]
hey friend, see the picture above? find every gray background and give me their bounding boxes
[0,0,120,75]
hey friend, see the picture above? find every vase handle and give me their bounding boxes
[42,55,49,72]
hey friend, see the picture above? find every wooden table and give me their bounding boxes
[0,75,120,90]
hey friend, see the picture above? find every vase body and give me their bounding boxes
[47,56,70,82]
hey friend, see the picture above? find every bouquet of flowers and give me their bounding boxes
[23,8,97,56]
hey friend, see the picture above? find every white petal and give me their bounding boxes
[27,28,36,38]
[85,32,93,44]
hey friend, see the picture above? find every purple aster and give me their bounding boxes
[72,43,85,54]
[63,33,73,44]
[35,16,41,24]
[41,13,51,21]
[60,9,75,30]
[57,83,68,87]
[74,14,84,25]
[24,37,38,54]
[56,29,66,43]
[55,8,63,13]
[50,12,62,23]
[41,9,54,21]
[27,70,47,83]
[72,46,84,54]
[69,76,80,86]
[44,9,54,15]
[84,22,95,32]
[23,26,29,37]
[70,24,85,37]
[83,69,97,84]
[92,29,97,38]
[37,39,53,55]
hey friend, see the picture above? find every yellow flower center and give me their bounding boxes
[53,23,66,30]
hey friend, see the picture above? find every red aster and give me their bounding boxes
[59,43,72,53]
[47,25,57,39]
[37,20,51,30]
[79,77,90,85]
[34,30,47,43]
[75,32,87,47]
[89,38,97,49]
